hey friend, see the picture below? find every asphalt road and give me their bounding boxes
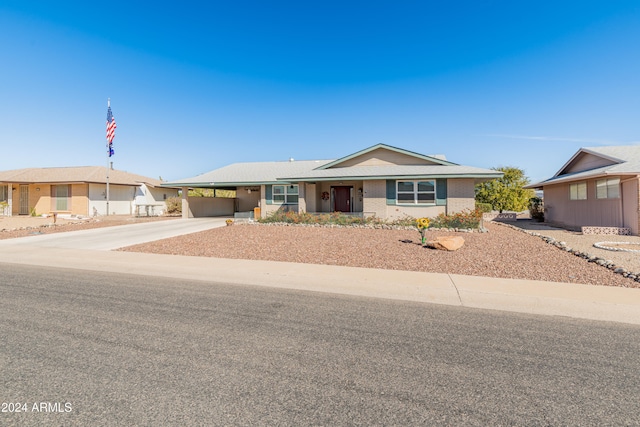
[1,264,640,426]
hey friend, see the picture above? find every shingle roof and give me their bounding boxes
[163,156,501,187]
[165,160,334,186]
[528,145,640,188]
[280,164,501,181]
[0,166,164,187]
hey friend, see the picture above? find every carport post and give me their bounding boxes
[181,187,189,219]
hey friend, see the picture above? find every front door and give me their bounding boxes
[332,186,351,212]
[19,185,29,215]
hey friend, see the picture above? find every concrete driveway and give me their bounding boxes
[0,217,230,250]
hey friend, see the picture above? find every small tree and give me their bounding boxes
[475,167,535,213]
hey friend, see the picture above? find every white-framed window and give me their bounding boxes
[596,178,620,199]
[272,184,299,204]
[396,180,435,204]
[569,182,587,200]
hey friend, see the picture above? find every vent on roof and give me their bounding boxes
[289,157,294,162]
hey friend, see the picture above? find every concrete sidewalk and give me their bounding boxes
[2,242,640,326]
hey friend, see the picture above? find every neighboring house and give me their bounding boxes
[527,145,640,235]
[0,166,178,217]
[162,144,502,220]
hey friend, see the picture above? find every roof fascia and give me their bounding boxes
[315,144,457,170]
[160,180,291,188]
[280,173,503,182]
[529,170,636,188]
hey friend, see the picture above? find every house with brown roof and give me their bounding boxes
[163,143,502,220]
[0,166,178,217]
[527,145,640,235]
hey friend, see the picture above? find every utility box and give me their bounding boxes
[253,207,261,219]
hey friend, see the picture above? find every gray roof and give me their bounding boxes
[280,164,502,181]
[163,148,501,188]
[528,145,640,188]
[0,166,165,187]
[165,160,335,186]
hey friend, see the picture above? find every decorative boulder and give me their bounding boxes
[426,236,465,251]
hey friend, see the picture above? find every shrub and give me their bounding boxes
[529,197,544,222]
[165,197,182,215]
[430,208,483,229]
[475,202,492,213]
[259,211,369,226]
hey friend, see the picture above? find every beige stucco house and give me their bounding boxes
[163,144,502,220]
[527,145,640,235]
[0,166,178,217]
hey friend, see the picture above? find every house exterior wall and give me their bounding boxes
[186,196,234,217]
[622,178,639,236]
[362,180,387,218]
[8,183,90,216]
[387,204,445,220]
[334,148,439,168]
[446,178,476,213]
[305,183,317,213]
[543,177,634,232]
[70,184,89,215]
[88,183,135,216]
[298,182,307,212]
[235,189,260,212]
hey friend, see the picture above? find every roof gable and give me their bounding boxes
[316,144,456,170]
[555,148,622,177]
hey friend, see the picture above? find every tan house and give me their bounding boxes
[163,144,502,220]
[0,166,178,217]
[527,145,640,235]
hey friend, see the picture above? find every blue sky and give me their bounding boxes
[1,1,638,183]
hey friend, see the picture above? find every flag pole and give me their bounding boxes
[106,98,110,216]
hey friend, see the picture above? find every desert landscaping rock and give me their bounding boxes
[425,236,465,251]
[3,216,640,288]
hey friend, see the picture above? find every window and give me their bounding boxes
[596,178,620,199]
[569,182,587,200]
[0,185,7,202]
[272,184,299,204]
[397,180,435,204]
[52,185,71,210]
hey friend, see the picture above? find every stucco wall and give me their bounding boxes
[186,196,234,217]
[446,178,476,213]
[362,180,387,218]
[236,189,260,212]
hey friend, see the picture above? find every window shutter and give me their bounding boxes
[386,180,396,205]
[266,185,273,205]
[436,179,447,206]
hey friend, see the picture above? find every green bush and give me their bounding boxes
[475,202,492,213]
[529,197,544,222]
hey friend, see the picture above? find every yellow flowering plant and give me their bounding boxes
[415,217,430,245]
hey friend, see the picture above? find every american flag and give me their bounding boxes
[106,106,117,144]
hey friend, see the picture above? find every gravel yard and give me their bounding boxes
[119,221,640,288]
[3,215,640,288]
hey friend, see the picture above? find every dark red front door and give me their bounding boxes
[333,186,351,212]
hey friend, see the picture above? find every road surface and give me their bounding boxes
[1,263,639,426]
